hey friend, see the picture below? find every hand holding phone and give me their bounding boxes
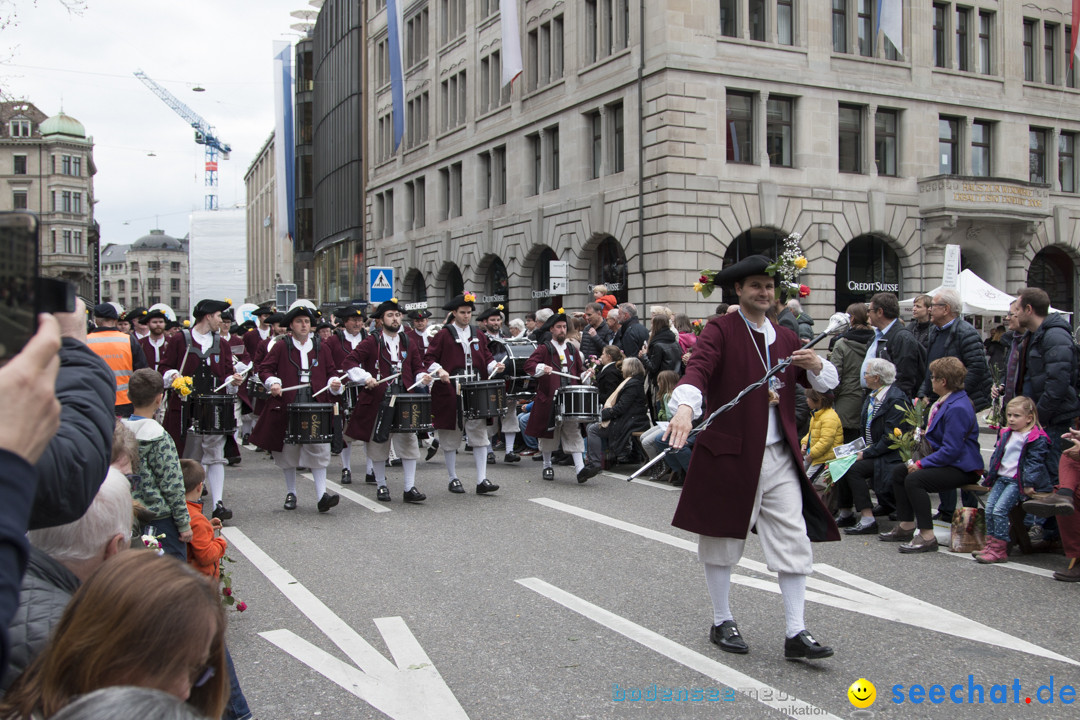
[0,314,62,464]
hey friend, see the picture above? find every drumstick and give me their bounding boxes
[277,383,310,393]
[377,373,402,385]
[213,366,251,392]
[406,375,433,391]
[311,373,348,398]
[550,370,580,381]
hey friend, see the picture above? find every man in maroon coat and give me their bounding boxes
[665,255,841,661]
[242,312,286,440]
[328,306,369,484]
[218,307,251,466]
[343,300,432,502]
[138,308,184,376]
[422,293,504,494]
[251,302,343,513]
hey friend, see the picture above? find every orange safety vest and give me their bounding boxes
[87,330,134,407]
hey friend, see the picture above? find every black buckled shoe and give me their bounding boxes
[317,492,340,513]
[577,464,601,483]
[242,432,251,445]
[448,478,466,494]
[542,467,555,481]
[341,469,353,485]
[425,439,440,461]
[504,451,521,463]
[365,471,376,484]
[403,487,427,503]
[784,630,833,660]
[283,493,297,511]
[376,486,391,502]
[844,520,879,535]
[212,502,233,521]
[227,456,241,466]
[476,479,500,494]
[710,620,748,655]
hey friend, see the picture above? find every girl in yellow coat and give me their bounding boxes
[801,389,845,466]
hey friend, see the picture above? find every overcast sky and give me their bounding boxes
[2,0,311,247]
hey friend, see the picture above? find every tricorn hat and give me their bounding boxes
[143,308,168,322]
[192,299,232,320]
[407,308,432,321]
[538,310,569,334]
[713,255,774,288]
[442,292,476,312]
[334,305,367,321]
[476,306,503,322]
[370,299,401,319]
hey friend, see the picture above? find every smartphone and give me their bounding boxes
[0,212,39,362]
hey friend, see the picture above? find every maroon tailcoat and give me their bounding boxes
[248,335,341,453]
[243,325,272,359]
[523,341,584,439]
[221,333,252,410]
[671,312,840,543]
[138,333,184,376]
[341,332,423,441]
[422,324,495,430]
[163,331,237,452]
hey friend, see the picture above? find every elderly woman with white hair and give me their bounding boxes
[833,358,912,535]
[507,318,526,338]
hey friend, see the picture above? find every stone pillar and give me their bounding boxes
[1006,248,1029,294]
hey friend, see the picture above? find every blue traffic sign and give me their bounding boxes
[369,266,394,303]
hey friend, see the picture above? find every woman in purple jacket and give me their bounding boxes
[879,357,984,553]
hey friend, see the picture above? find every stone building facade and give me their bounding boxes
[99,229,190,314]
[361,1,1080,322]
[244,132,290,304]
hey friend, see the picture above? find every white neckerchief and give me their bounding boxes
[738,310,781,445]
[382,331,401,368]
[550,338,570,372]
[291,336,313,372]
[258,326,270,340]
[191,327,213,353]
[344,329,364,349]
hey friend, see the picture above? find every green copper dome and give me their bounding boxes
[39,112,86,138]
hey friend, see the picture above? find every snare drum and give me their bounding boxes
[341,383,364,413]
[389,393,434,432]
[555,385,600,423]
[285,403,334,444]
[190,394,237,435]
[246,374,270,401]
[502,339,537,396]
[459,379,507,419]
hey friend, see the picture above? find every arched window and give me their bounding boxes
[1028,247,1076,316]
[487,257,509,316]
[835,234,902,311]
[595,235,628,304]
[532,248,561,310]
[409,271,427,303]
[446,265,464,305]
[721,227,787,306]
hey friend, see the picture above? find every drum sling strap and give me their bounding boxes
[180,329,225,433]
[544,340,578,432]
[283,335,322,404]
[372,332,409,444]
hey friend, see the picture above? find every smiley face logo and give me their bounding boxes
[847,678,876,708]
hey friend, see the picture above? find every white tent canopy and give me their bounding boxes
[899,269,1070,316]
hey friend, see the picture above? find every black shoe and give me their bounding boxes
[933,510,953,523]
[578,464,601,483]
[448,478,465,494]
[341,469,353,485]
[834,513,858,528]
[556,455,574,466]
[388,458,401,467]
[376,486,391,502]
[426,439,440,461]
[201,483,208,497]
[403,487,427,503]
[317,492,340,512]
[227,456,241,466]
[476,479,500,494]
[242,433,251,445]
[710,620,748,655]
[542,467,555,481]
[784,630,833,660]
[212,502,233,521]
[872,504,894,517]
[283,493,297,510]
[844,520,879,535]
[487,451,496,464]
[365,472,376,484]
[670,471,684,487]
[504,451,521,463]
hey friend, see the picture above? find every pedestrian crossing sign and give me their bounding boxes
[369,267,394,302]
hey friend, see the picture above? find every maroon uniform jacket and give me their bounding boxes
[341,332,423,442]
[422,324,495,430]
[523,341,584,439]
[243,325,273,359]
[220,332,252,410]
[138,333,184,376]
[403,327,428,353]
[671,312,840,543]
[249,335,340,453]
[163,331,237,452]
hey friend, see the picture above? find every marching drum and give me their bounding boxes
[555,385,600,423]
[190,395,237,435]
[459,379,507,420]
[389,393,434,432]
[502,339,537,396]
[285,403,334,444]
[341,383,364,414]
[246,375,270,401]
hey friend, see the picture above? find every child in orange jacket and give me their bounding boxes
[182,459,228,579]
[593,285,618,318]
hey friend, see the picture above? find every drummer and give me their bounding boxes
[161,299,245,521]
[219,307,251,466]
[405,308,433,351]
[243,311,286,440]
[478,305,521,464]
[327,306,369,484]
[342,299,433,502]
[423,292,504,495]
[138,308,183,376]
[524,310,590,483]
[250,302,344,513]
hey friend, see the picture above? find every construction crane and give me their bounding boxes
[133,69,232,211]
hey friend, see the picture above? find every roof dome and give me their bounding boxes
[132,229,184,251]
[39,111,86,138]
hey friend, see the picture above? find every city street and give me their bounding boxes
[215,435,1080,719]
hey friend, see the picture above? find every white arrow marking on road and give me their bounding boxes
[530,497,1080,667]
[517,578,843,720]
[223,527,468,719]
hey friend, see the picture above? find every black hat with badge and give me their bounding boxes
[253,305,275,318]
[283,304,319,326]
[123,307,148,323]
[713,255,774,287]
[143,308,169,322]
[370,299,402,319]
[220,308,235,323]
[407,307,432,321]
[442,292,476,312]
[476,306,503,322]
[266,312,286,326]
[192,299,232,320]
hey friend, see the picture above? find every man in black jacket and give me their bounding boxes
[917,288,991,411]
[1014,287,1080,482]
[579,302,613,361]
[868,292,926,400]
[614,303,649,359]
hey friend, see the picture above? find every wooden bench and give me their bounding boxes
[960,484,1055,555]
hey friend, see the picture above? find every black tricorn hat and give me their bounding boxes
[334,305,367,320]
[315,318,333,330]
[220,308,235,322]
[123,307,148,323]
[539,311,568,334]
[442,293,476,312]
[283,305,318,326]
[370,300,401,319]
[143,309,168,322]
[476,306,503,322]
[253,305,275,317]
[266,312,286,325]
[714,255,774,287]
[407,308,432,320]
[192,299,231,320]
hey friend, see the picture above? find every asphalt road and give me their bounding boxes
[211,434,1080,720]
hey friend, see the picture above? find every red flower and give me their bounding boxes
[699,275,709,284]
[799,284,811,298]
[236,601,247,612]
[222,587,232,597]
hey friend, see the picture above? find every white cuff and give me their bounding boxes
[162,369,179,386]
[265,376,282,390]
[427,362,443,374]
[534,364,549,378]
[669,384,703,420]
[486,360,498,375]
[328,383,344,396]
[808,359,840,392]
[233,360,251,374]
[225,383,239,396]
[346,367,371,384]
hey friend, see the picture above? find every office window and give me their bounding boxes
[171,278,180,292]
[406,91,429,148]
[832,0,847,53]
[171,297,180,308]
[939,117,960,174]
[1030,128,1048,184]
[978,11,992,74]
[376,111,393,161]
[527,132,542,195]
[376,37,390,86]
[528,14,564,89]
[838,104,862,173]
[171,261,181,272]
[13,155,26,174]
[131,278,139,292]
[480,51,510,114]
[766,96,793,168]
[384,190,394,235]
[547,126,560,191]
[726,91,754,164]
[585,1,627,62]
[407,176,426,228]
[479,146,506,208]
[61,154,81,177]
[971,121,991,177]
[875,109,898,177]
[1045,23,1058,84]
[857,0,873,57]
[720,0,737,38]
[1060,133,1076,192]
[933,4,948,68]
[440,0,466,44]
[118,280,126,293]
[103,281,110,296]
[478,0,497,19]
[8,119,29,137]
[777,0,793,46]
[148,261,160,272]
[610,101,625,173]
[148,278,160,292]
[441,70,466,131]
[440,162,462,219]
[1024,19,1036,81]
[406,7,429,68]
[956,6,970,71]
[12,190,27,209]
[589,111,603,179]
[749,0,765,41]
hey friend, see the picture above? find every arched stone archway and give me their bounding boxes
[522,245,562,311]
[404,268,427,304]
[834,233,903,311]
[1028,246,1078,316]
[592,233,629,304]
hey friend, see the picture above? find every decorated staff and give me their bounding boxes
[250,301,343,513]
[342,299,433,502]
[422,292,503,495]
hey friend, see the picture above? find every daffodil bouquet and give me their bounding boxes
[887,398,929,462]
[170,375,194,397]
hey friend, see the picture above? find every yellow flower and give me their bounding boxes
[497,304,504,311]
[893,427,902,437]
[390,297,398,303]
[794,256,808,270]
[557,307,564,315]
[224,297,233,306]
[693,281,704,293]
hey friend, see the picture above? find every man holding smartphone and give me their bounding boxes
[87,303,148,417]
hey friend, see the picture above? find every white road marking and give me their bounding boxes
[298,472,390,513]
[530,498,1080,667]
[602,470,680,491]
[517,578,843,720]
[223,527,468,720]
